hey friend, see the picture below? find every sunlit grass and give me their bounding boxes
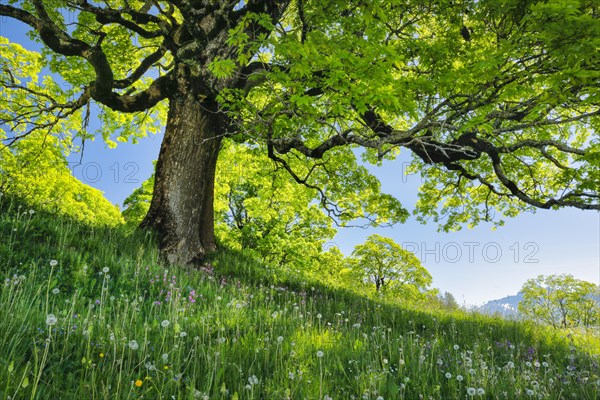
[1,195,599,399]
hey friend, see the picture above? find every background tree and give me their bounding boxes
[0,37,122,226]
[1,0,598,266]
[122,162,155,229]
[438,291,460,310]
[518,274,600,328]
[125,139,359,282]
[0,131,123,226]
[350,234,431,298]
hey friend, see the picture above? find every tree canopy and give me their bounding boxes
[351,234,431,297]
[1,0,598,264]
[519,274,600,328]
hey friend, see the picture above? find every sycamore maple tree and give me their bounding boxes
[1,0,598,266]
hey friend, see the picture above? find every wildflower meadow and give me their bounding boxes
[0,197,598,399]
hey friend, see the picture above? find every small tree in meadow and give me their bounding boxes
[351,234,431,297]
[519,274,600,329]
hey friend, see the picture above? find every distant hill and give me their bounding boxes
[478,293,524,318]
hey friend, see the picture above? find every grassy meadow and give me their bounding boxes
[0,195,599,399]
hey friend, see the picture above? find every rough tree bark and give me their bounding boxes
[141,85,225,266]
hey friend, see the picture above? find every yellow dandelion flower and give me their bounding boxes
[135,379,143,387]
[99,353,104,358]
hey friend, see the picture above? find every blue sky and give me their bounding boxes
[1,19,598,306]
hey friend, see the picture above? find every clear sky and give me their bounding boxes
[2,19,598,306]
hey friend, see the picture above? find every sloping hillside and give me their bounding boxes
[1,196,599,399]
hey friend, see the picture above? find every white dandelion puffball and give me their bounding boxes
[46,314,58,326]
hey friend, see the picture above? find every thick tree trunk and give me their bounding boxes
[142,93,224,266]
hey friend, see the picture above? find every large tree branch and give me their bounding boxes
[114,45,167,89]
[267,103,597,211]
[0,82,92,148]
[1,2,174,112]
[69,0,171,38]
[100,72,174,112]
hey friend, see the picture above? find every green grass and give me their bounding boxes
[1,195,599,399]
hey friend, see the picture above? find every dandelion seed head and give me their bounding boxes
[46,314,58,326]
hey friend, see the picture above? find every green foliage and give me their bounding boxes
[350,234,432,299]
[217,0,599,230]
[0,196,599,399]
[2,0,598,255]
[124,139,409,289]
[437,291,461,311]
[122,163,154,228]
[0,133,122,226]
[0,32,166,150]
[214,141,337,270]
[519,274,600,328]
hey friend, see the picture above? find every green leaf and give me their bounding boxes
[208,58,237,79]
